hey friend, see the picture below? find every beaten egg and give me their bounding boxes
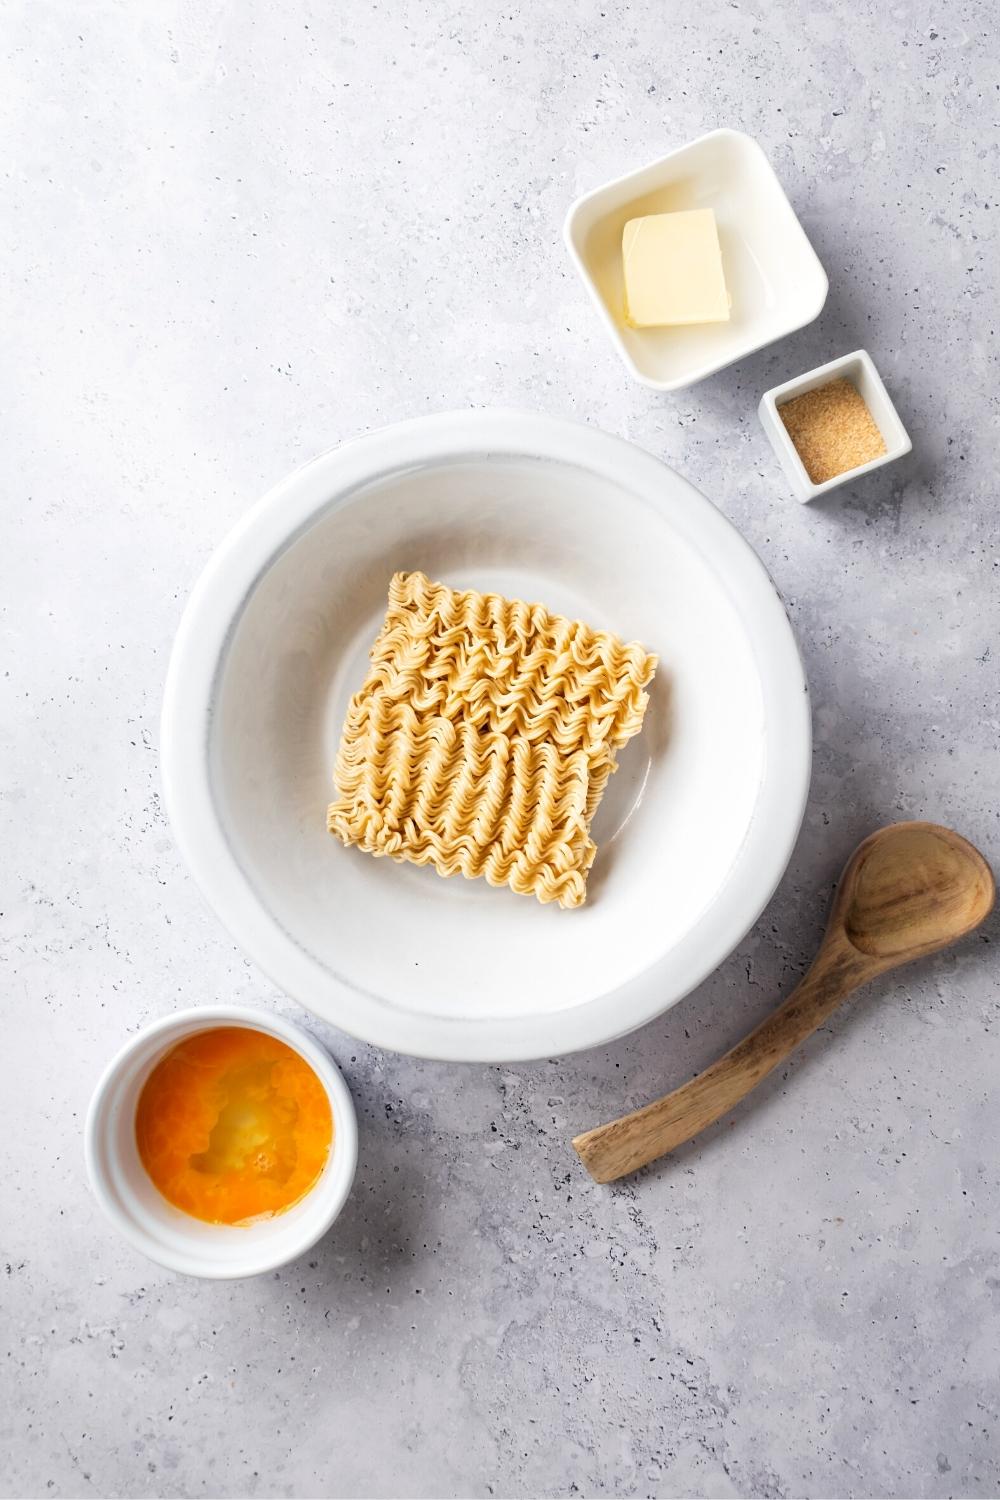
[135,1027,333,1225]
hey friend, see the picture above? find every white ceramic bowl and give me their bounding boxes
[564,129,828,391]
[759,349,913,502]
[85,1007,358,1278]
[162,410,810,1062]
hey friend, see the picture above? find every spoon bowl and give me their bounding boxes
[839,823,994,961]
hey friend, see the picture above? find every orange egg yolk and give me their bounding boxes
[135,1027,333,1226]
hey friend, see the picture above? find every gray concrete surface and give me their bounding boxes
[3,1,999,1496]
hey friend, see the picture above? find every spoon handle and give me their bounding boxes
[573,939,871,1183]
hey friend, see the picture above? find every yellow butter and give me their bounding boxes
[622,208,730,328]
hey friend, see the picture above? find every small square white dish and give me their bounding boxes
[759,349,912,502]
[564,128,828,392]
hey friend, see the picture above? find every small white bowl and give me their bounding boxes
[758,349,912,503]
[564,128,828,391]
[85,1007,358,1279]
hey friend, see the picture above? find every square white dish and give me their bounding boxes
[759,349,913,502]
[564,128,828,392]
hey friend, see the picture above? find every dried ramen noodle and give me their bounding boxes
[327,571,657,909]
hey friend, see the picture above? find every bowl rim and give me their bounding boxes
[84,1006,358,1278]
[161,408,811,1062]
[563,127,829,391]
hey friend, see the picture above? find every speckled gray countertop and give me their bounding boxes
[3,2,999,1497]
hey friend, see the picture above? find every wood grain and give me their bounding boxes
[573,823,995,1184]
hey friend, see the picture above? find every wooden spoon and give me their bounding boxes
[573,822,995,1184]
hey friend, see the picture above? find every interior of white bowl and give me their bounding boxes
[215,458,763,1013]
[163,412,809,1059]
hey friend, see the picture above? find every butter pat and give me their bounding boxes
[622,209,731,328]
